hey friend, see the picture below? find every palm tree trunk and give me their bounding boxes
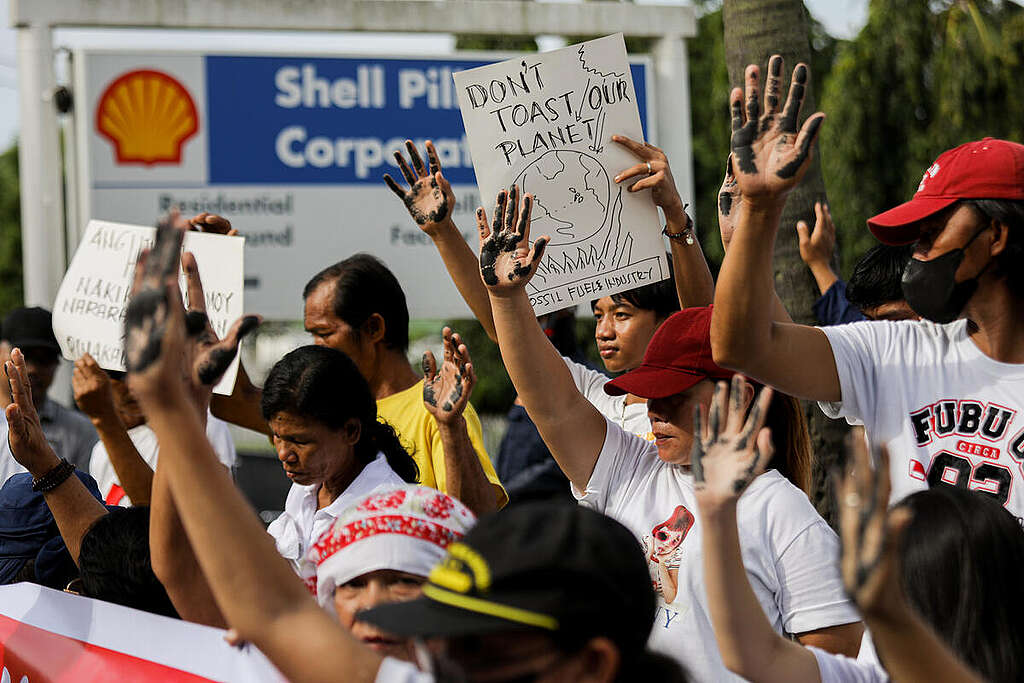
[723,0,847,525]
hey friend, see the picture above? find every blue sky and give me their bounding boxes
[0,0,869,149]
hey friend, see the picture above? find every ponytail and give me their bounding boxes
[356,419,418,483]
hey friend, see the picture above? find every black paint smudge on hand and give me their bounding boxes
[427,144,441,176]
[730,94,758,174]
[124,219,185,374]
[407,178,448,226]
[718,192,733,218]
[405,140,426,176]
[198,347,238,386]
[691,406,705,485]
[778,64,807,134]
[185,310,209,337]
[441,373,464,413]
[124,290,167,373]
[196,315,260,386]
[775,115,821,180]
[422,352,438,407]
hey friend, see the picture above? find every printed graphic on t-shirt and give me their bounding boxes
[907,398,1024,507]
[640,505,694,604]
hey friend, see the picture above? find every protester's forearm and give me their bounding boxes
[149,457,227,628]
[92,415,154,505]
[699,503,817,683]
[432,220,498,341]
[489,290,606,490]
[24,448,107,564]
[209,364,270,435]
[437,416,499,516]
[866,606,983,683]
[711,200,785,368]
[144,393,380,682]
[667,214,715,309]
[807,261,839,297]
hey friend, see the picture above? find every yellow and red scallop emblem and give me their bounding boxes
[96,69,199,165]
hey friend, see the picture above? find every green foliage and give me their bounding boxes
[688,9,732,265]
[821,0,1024,275]
[0,143,24,316]
[441,318,514,414]
[441,314,604,415]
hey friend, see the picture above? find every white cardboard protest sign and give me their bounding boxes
[52,220,245,395]
[454,33,669,315]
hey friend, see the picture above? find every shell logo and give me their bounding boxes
[95,69,199,166]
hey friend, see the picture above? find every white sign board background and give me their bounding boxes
[52,220,244,395]
[73,48,655,321]
[454,35,668,315]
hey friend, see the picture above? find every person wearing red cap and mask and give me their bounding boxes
[711,55,1024,516]
[474,185,862,680]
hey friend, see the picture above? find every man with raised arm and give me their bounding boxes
[710,55,1024,514]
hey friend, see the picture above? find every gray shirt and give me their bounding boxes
[0,398,98,484]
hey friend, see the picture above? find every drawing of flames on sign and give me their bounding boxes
[95,69,199,165]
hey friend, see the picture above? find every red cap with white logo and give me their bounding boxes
[868,138,1024,245]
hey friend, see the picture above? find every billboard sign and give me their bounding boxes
[74,49,653,319]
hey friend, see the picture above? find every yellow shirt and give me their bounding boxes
[377,380,507,508]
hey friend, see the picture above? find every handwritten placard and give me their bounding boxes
[52,220,245,395]
[454,33,668,315]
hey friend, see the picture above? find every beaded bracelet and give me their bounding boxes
[663,203,695,245]
[32,458,75,493]
[662,225,696,245]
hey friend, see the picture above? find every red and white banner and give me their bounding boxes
[0,583,284,682]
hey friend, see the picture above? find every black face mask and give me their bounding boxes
[901,224,992,324]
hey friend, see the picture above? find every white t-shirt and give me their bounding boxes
[575,417,859,682]
[820,319,1024,513]
[810,646,888,683]
[89,414,237,506]
[564,357,653,440]
[266,453,407,593]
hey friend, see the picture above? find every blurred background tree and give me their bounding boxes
[820,0,1024,274]
[0,142,24,315]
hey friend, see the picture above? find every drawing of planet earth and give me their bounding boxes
[514,149,610,246]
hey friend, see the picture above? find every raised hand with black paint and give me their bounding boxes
[728,54,825,201]
[835,437,909,615]
[710,56,840,403]
[125,214,260,411]
[422,326,476,424]
[384,139,456,236]
[383,138,504,341]
[691,375,774,508]
[124,214,187,376]
[476,186,549,292]
[419,326,493,516]
[180,251,260,393]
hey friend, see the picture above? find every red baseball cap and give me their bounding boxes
[868,138,1024,245]
[604,306,733,399]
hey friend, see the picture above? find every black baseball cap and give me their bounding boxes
[2,307,60,354]
[360,502,656,657]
